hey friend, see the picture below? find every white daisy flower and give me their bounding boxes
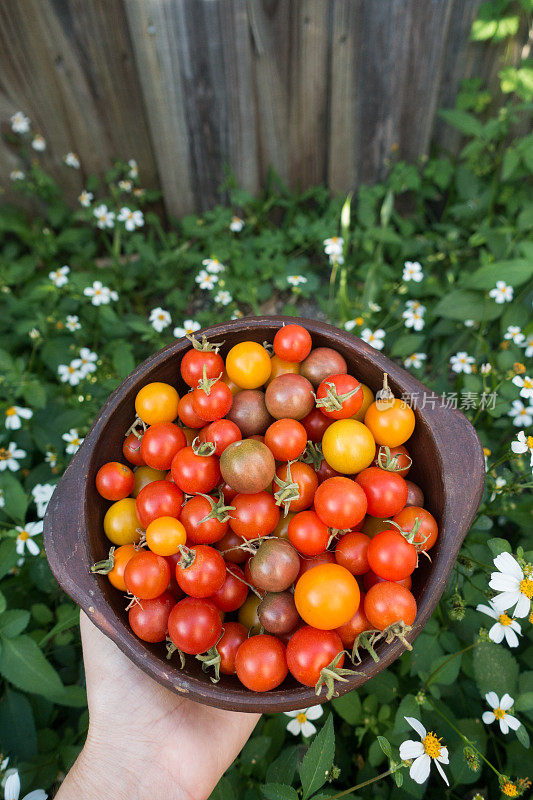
[31,134,46,151]
[480,363,492,375]
[174,319,201,338]
[482,693,521,735]
[287,274,307,287]
[0,490,4,509]
[29,329,40,340]
[512,374,533,401]
[84,281,118,306]
[230,216,244,232]
[504,326,525,345]
[48,265,70,288]
[149,307,172,333]
[118,207,144,231]
[45,451,57,469]
[65,315,81,332]
[10,170,25,182]
[15,521,43,557]
[31,483,55,518]
[450,352,475,374]
[476,599,521,648]
[78,190,93,208]
[489,551,533,618]
[368,302,382,313]
[405,300,425,312]
[195,270,218,290]
[93,204,115,230]
[511,431,533,467]
[522,334,533,358]
[361,328,385,350]
[323,237,344,258]
[490,475,507,501]
[118,179,132,193]
[231,310,243,320]
[404,353,427,369]
[202,258,226,274]
[10,112,30,134]
[79,348,98,375]
[402,261,423,283]
[62,428,84,455]
[328,253,344,266]
[128,159,138,179]
[64,152,80,169]
[489,281,513,304]
[508,399,533,427]
[464,319,476,328]
[402,309,425,331]
[214,290,232,306]
[4,769,47,800]
[284,705,323,737]
[344,319,362,332]
[57,360,83,386]
[0,442,26,472]
[5,406,32,431]
[398,717,449,786]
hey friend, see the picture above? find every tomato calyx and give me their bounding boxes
[326,528,351,549]
[125,416,147,440]
[376,445,413,473]
[274,461,300,516]
[166,637,186,667]
[191,436,217,457]
[314,651,361,701]
[196,364,223,396]
[186,333,224,353]
[262,340,274,355]
[380,620,413,651]
[125,592,143,611]
[375,373,395,410]
[90,546,116,575]
[300,441,323,471]
[315,380,361,412]
[195,632,224,683]
[385,517,430,553]
[350,629,383,665]
[177,544,196,569]
[197,491,236,524]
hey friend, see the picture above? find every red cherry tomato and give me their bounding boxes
[273,324,312,363]
[372,444,411,477]
[335,531,371,575]
[168,597,222,654]
[286,626,344,686]
[264,419,308,461]
[128,591,175,642]
[177,393,206,429]
[367,529,417,581]
[393,506,438,551]
[363,570,412,591]
[301,408,333,442]
[175,545,226,598]
[96,462,135,501]
[209,564,248,612]
[171,446,221,494]
[229,492,280,540]
[199,419,242,455]
[135,480,183,528]
[364,582,417,630]
[140,423,187,471]
[275,462,318,513]
[316,374,363,420]
[297,550,336,580]
[235,634,288,691]
[180,349,224,389]
[191,379,233,422]
[314,477,367,529]
[214,529,247,564]
[288,510,329,556]
[335,592,373,648]
[123,432,145,466]
[180,494,230,545]
[218,621,248,675]
[355,467,407,518]
[316,459,342,484]
[124,550,171,599]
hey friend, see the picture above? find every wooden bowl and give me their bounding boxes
[44,316,485,712]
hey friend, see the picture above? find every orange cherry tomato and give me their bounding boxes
[135,382,180,425]
[225,342,272,389]
[351,383,374,422]
[266,355,300,386]
[107,544,138,591]
[364,398,415,447]
[103,499,141,546]
[146,516,187,556]
[294,563,360,630]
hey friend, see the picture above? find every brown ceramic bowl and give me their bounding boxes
[44,316,484,712]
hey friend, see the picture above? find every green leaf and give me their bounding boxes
[487,537,511,556]
[208,777,235,800]
[299,714,335,800]
[45,684,87,707]
[0,688,37,761]
[516,692,533,711]
[240,735,271,766]
[0,473,29,522]
[262,785,299,800]
[501,148,520,180]
[516,723,530,749]
[377,736,392,758]
[0,540,18,580]
[0,609,30,637]
[427,653,462,686]
[390,334,426,358]
[463,260,533,290]
[332,691,361,724]
[0,634,64,698]
[266,747,299,785]
[473,642,519,697]
[439,109,484,136]
[433,289,502,321]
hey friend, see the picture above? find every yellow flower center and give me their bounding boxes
[0,448,8,460]
[422,732,442,759]
[71,438,80,446]
[519,578,533,599]
[527,436,533,449]
[524,378,533,388]
[502,781,518,797]
[296,712,307,724]
[18,530,29,541]
[483,448,491,457]
[6,407,16,416]
[355,317,364,326]
[494,707,506,720]
[499,613,513,626]
[68,366,76,374]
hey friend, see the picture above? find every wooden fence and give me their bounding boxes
[0,0,522,217]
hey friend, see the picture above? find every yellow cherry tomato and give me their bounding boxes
[107,544,138,591]
[322,419,375,474]
[364,398,415,447]
[146,516,186,556]
[103,498,141,545]
[132,465,167,498]
[266,355,300,387]
[351,383,375,422]
[225,342,272,389]
[135,382,180,425]
[295,563,360,629]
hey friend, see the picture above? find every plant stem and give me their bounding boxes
[422,642,478,692]
[326,764,404,799]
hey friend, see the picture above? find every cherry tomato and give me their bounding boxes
[168,597,222,654]
[177,393,206,428]
[123,432,145,466]
[275,462,318,513]
[316,459,342,484]
[393,506,438,551]
[107,544,138,591]
[176,544,226,597]
[367,529,417,581]
[286,626,344,686]
[265,374,315,420]
[135,480,183,529]
[295,563,360,629]
[372,444,411,477]
[297,550,336,580]
[124,550,170,599]
[355,467,407,518]
[104,499,141,545]
[314,477,367,529]
[226,342,272,389]
[258,591,300,635]
[266,355,300,386]
[351,383,374,422]
[229,491,280,540]
[322,419,375,474]
[300,347,347,388]
[140,423,187,471]
[273,510,295,540]
[180,348,224,389]
[288,510,329,556]
[221,371,243,396]
[364,398,415,447]
[191,379,233,422]
[132,465,167,497]
[316,374,363,420]
[218,621,248,675]
[363,570,412,591]
[273,324,312,363]
[334,591,373,647]
[235,635,288,691]
[362,515,391,538]
[199,419,242,455]
[248,538,300,592]
[209,564,248,612]
[364,582,417,629]
[170,446,221,494]
[265,419,307,461]
[129,592,175,642]
[335,531,370,575]
[238,593,262,633]
[135,382,180,425]
[214,529,247,564]
[301,408,333,442]
[226,390,273,436]
[146,516,187,556]
[96,461,134,501]
[180,494,230,545]
[405,480,424,507]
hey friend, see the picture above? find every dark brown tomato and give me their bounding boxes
[220,439,275,494]
[265,374,315,421]
[272,511,296,540]
[258,591,300,635]
[301,408,333,442]
[226,389,273,437]
[316,459,342,484]
[248,538,300,592]
[299,347,348,388]
[405,480,424,507]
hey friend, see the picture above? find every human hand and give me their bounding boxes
[57,612,260,800]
